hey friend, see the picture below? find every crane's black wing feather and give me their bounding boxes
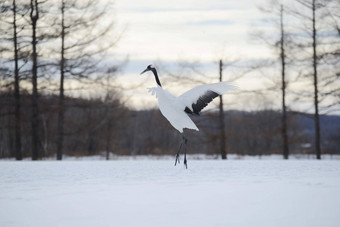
[184,90,219,115]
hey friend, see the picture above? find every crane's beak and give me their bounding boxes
[140,68,149,75]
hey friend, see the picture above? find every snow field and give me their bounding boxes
[1,160,340,227]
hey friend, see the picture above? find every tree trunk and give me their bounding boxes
[280,5,289,160]
[219,60,227,160]
[106,119,112,160]
[312,0,321,159]
[13,0,22,160]
[30,0,40,160]
[57,0,65,160]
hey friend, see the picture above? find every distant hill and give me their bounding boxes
[295,112,340,139]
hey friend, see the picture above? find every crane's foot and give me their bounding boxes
[174,153,180,166]
[182,134,188,169]
[184,157,187,169]
[175,141,183,166]
[184,145,188,169]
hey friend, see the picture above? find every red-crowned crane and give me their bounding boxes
[141,65,235,168]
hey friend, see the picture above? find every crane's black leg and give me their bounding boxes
[182,134,188,169]
[175,134,188,168]
[174,142,182,166]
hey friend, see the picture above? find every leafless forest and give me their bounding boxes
[1,0,339,160]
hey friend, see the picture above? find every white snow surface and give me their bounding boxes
[1,160,340,227]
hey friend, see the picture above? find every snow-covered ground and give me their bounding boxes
[3,153,340,161]
[1,160,340,227]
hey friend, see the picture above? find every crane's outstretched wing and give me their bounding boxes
[178,82,236,115]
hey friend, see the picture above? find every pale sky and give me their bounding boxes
[105,0,339,114]
[110,0,279,109]
[114,0,270,62]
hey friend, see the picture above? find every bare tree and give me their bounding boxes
[254,0,309,159]
[311,0,321,159]
[290,0,338,159]
[30,0,40,160]
[56,0,118,160]
[56,0,65,160]
[280,5,289,159]
[0,0,30,159]
[12,0,22,160]
[219,60,227,159]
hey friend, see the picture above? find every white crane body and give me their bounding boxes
[148,86,199,133]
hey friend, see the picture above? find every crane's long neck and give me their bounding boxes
[151,68,162,87]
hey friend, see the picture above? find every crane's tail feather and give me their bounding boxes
[147,87,158,97]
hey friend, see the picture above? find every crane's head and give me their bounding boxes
[140,65,153,75]
[140,65,162,87]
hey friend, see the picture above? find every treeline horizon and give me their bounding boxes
[1,91,339,159]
